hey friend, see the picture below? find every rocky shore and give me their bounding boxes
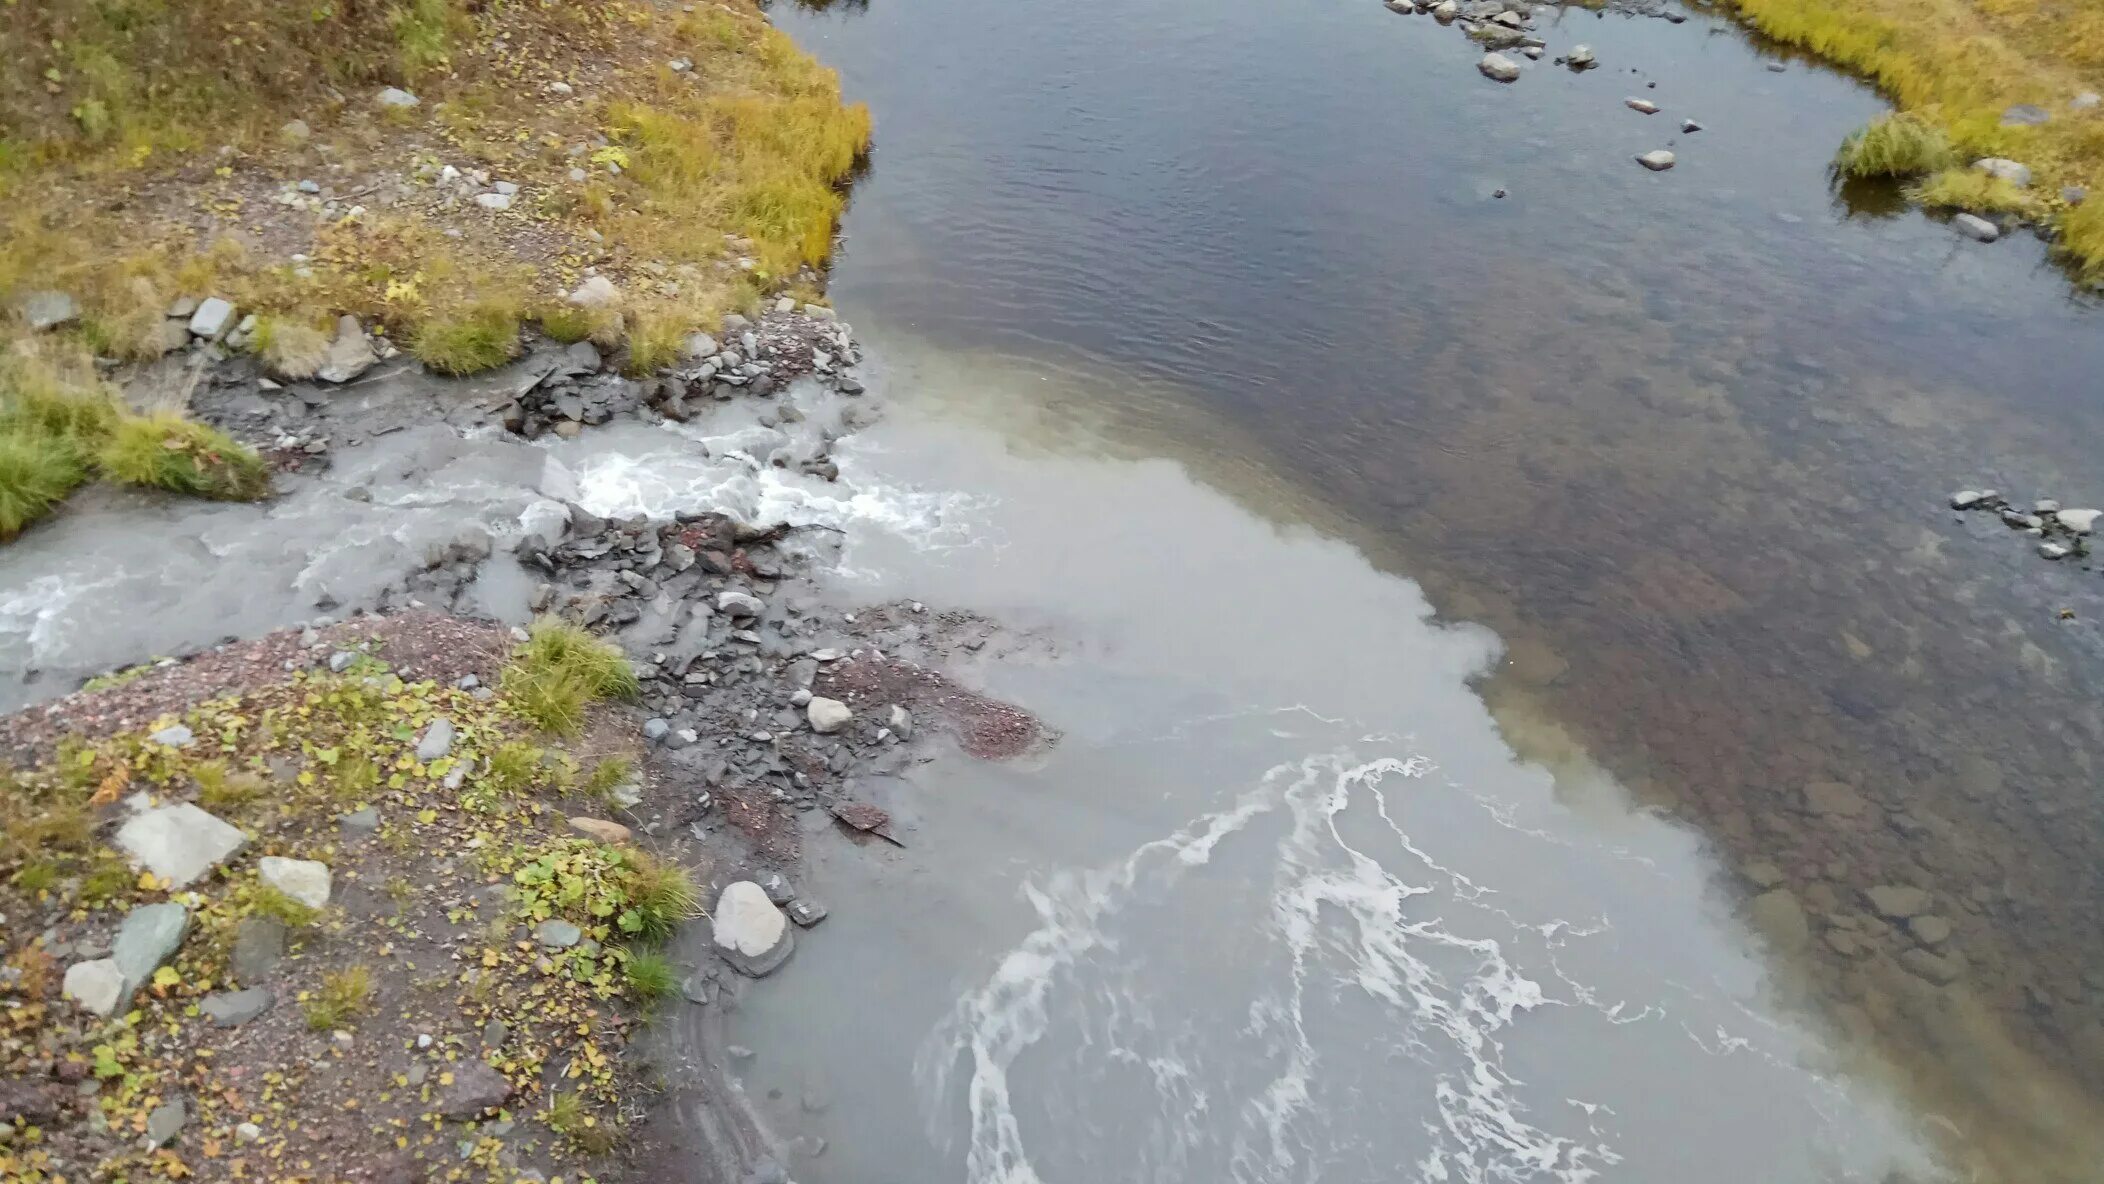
[0,306,1049,1184]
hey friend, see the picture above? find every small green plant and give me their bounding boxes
[251,884,321,929]
[329,754,380,803]
[539,304,622,345]
[304,964,373,1030]
[194,760,268,810]
[500,618,638,736]
[581,754,634,804]
[1832,113,1957,179]
[484,740,548,797]
[622,948,678,1003]
[82,660,158,693]
[622,309,685,376]
[78,854,133,907]
[97,413,271,500]
[412,301,522,375]
[544,1088,617,1151]
[385,876,418,907]
[507,840,699,942]
[624,851,700,943]
[9,859,61,894]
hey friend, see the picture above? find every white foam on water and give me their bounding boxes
[0,569,123,663]
[563,432,995,576]
[918,748,1668,1184]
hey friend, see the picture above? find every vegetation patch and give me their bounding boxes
[1832,113,1959,178]
[0,616,706,1183]
[502,616,641,736]
[0,341,270,537]
[1909,168,2045,217]
[2,0,871,375]
[1729,0,2103,276]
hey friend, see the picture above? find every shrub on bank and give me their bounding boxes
[1833,114,1957,178]
[97,413,271,501]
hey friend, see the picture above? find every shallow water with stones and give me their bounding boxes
[717,0,2104,1178]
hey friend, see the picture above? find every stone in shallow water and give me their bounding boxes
[1865,884,1933,919]
[2056,508,2099,534]
[1951,213,2000,243]
[1747,889,1809,951]
[1635,150,1676,171]
[116,804,245,888]
[1477,53,1521,82]
[713,881,794,976]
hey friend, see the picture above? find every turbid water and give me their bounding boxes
[730,0,2104,1178]
[7,0,2104,1179]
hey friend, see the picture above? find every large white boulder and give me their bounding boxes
[115,802,246,888]
[712,880,793,976]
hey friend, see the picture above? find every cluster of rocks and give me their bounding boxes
[1389,0,1688,173]
[499,297,863,441]
[12,286,388,382]
[50,790,332,1022]
[1742,858,1966,989]
[1949,488,2098,562]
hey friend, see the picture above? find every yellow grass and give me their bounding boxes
[1,0,871,375]
[1909,167,2046,217]
[1729,0,2104,276]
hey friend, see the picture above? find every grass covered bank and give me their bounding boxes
[1728,0,2104,278]
[1,0,871,372]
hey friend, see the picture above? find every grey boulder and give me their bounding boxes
[201,986,275,1027]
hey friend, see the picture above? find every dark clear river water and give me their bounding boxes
[729,0,2104,1179]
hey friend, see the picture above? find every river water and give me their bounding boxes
[3,0,2101,1178]
[723,0,2104,1180]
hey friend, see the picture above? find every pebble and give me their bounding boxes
[1635,150,1676,171]
[1625,98,1660,115]
[1565,44,1595,68]
[376,87,420,109]
[1971,158,2032,187]
[1949,489,1986,509]
[807,697,853,734]
[146,1098,188,1146]
[1681,119,1703,133]
[2039,542,2070,560]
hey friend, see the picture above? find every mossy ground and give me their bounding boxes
[0,617,697,1184]
[1730,0,2104,279]
[1,0,870,372]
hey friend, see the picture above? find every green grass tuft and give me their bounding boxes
[623,852,700,943]
[412,302,522,376]
[0,426,88,538]
[97,413,271,501]
[304,964,373,1030]
[1833,114,1958,178]
[500,618,638,736]
[622,948,679,1002]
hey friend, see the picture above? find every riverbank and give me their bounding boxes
[0,272,1052,1183]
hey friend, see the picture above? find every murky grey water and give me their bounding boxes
[737,0,2104,1178]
